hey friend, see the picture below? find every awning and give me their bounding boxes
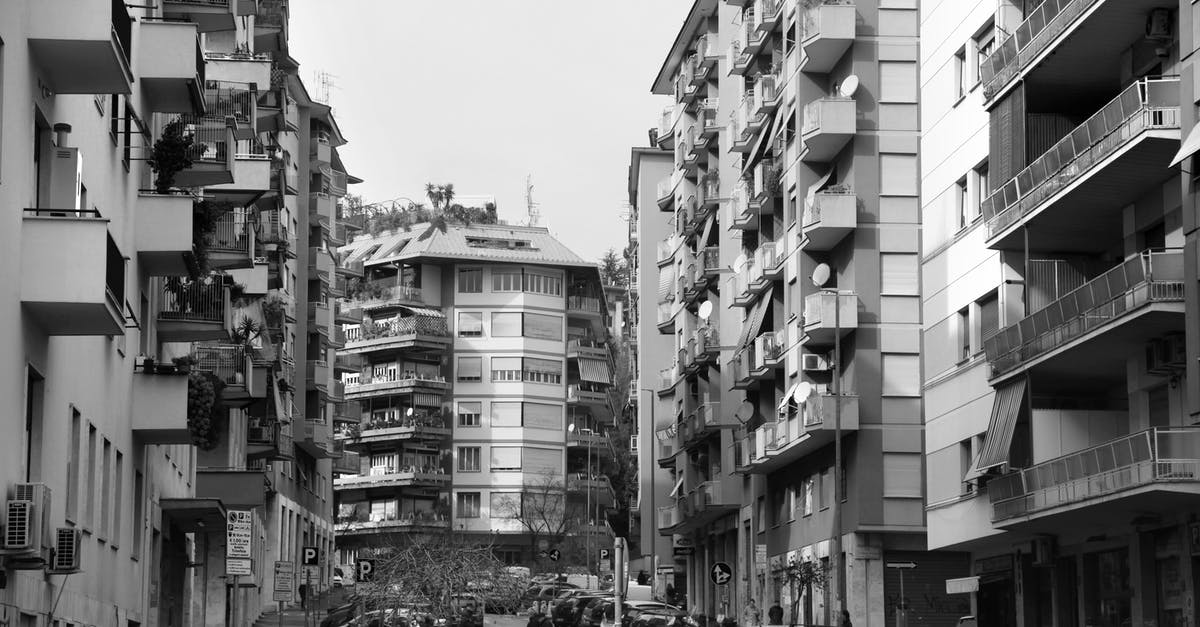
[779,382,801,413]
[736,285,775,351]
[658,265,676,301]
[973,378,1028,473]
[578,358,612,384]
[699,210,715,248]
[271,372,286,421]
[668,475,685,498]
[414,393,443,408]
[161,497,228,534]
[1170,123,1200,166]
[741,105,786,178]
[962,450,986,484]
[806,167,835,209]
[399,305,445,318]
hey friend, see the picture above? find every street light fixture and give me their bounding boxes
[811,262,845,617]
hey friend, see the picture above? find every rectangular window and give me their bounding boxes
[524,313,561,340]
[491,312,522,337]
[456,492,481,518]
[456,357,482,382]
[491,357,523,382]
[113,451,123,547]
[880,154,918,196]
[490,492,520,518]
[457,312,483,337]
[458,447,481,472]
[880,253,919,295]
[67,408,81,523]
[458,402,481,427]
[524,358,562,384]
[523,403,561,430]
[973,161,990,218]
[490,446,522,471]
[956,177,969,230]
[882,354,921,396]
[957,308,971,363]
[882,453,923,497]
[101,439,112,539]
[86,424,97,529]
[491,402,522,427]
[524,272,563,296]
[522,447,560,474]
[879,61,918,103]
[458,268,482,293]
[954,48,966,99]
[821,468,833,509]
[978,290,1000,342]
[492,269,522,292]
[132,470,143,559]
[802,478,814,516]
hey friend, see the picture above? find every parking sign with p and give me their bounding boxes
[302,546,319,566]
[357,558,376,582]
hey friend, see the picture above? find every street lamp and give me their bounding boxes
[568,422,593,580]
[811,263,845,617]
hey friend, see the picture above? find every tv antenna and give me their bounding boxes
[525,175,541,227]
[314,71,339,110]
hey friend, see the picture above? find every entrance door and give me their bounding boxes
[979,574,1016,627]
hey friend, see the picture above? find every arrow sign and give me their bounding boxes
[886,562,917,569]
[548,549,561,562]
[710,562,732,586]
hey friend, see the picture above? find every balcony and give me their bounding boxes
[335,513,451,537]
[567,474,616,507]
[297,419,337,458]
[334,470,451,491]
[676,481,739,531]
[155,277,232,342]
[801,190,857,251]
[801,98,856,162]
[163,0,236,33]
[566,428,610,450]
[247,419,294,461]
[751,74,780,119]
[203,51,272,95]
[193,343,265,407]
[307,359,330,392]
[728,182,758,231]
[693,247,721,288]
[567,295,603,317]
[205,142,272,205]
[982,78,1180,251]
[730,96,754,153]
[138,19,204,113]
[755,0,783,31]
[343,314,450,354]
[205,214,256,270]
[743,393,859,474]
[136,194,194,276]
[979,0,1163,104]
[656,436,677,468]
[28,0,132,94]
[131,370,190,444]
[153,113,236,187]
[338,416,451,447]
[803,291,857,346]
[344,374,449,401]
[730,341,774,388]
[799,1,856,74]
[311,192,337,230]
[21,211,125,336]
[334,352,365,376]
[656,505,681,534]
[568,383,610,409]
[982,250,1184,382]
[567,339,608,361]
[309,301,331,333]
[657,301,678,334]
[656,106,678,150]
[335,303,363,325]
[988,428,1200,529]
[349,279,431,311]
[727,24,751,77]
[657,176,676,211]
[687,326,720,372]
[308,247,335,283]
[748,161,780,213]
[253,0,288,52]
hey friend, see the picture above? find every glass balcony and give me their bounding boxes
[332,450,361,475]
[988,427,1200,526]
[801,189,857,251]
[800,1,856,74]
[803,291,858,346]
[801,97,856,162]
[983,250,1185,379]
[338,410,451,446]
[981,77,1180,249]
[335,512,450,536]
[334,469,451,491]
[567,383,609,407]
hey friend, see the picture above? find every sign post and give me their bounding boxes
[227,511,253,627]
[886,562,917,627]
[303,547,319,627]
[274,561,295,627]
[613,539,627,627]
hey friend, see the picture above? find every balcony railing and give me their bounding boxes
[349,279,424,305]
[979,0,1098,101]
[982,77,1180,240]
[352,315,450,342]
[207,215,253,253]
[657,505,680,530]
[983,249,1184,378]
[192,343,247,386]
[156,277,227,323]
[568,295,602,314]
[988,427,1200,523]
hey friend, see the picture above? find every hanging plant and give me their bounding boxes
[149,119,195,194]
[187,371,226,450]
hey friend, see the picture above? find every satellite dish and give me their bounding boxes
[734,401,755,423]
[838,74,860,98]
[406,407,415,417]
[811,263,831,287]
[568,423,576,433]
[698,301,714,320]
[794,382,814,403]
[733,254,747,271]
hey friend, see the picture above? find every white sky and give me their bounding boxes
[288,1,691,263]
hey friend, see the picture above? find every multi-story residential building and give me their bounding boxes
[640,1,968,624]
[0,2,352,626]
[332,223,618,569]
[922,3,1200,627]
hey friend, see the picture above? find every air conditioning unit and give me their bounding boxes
[1146,8,1171,39]
[1032,536,1055,567]
[1165,333,1186,367]
[47,147,82,214]
[1,483,51,559]
[802,353,830,371]
[49,528,82,574]
[1145,339,1173,375]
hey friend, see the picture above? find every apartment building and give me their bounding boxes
[641,1,969,624]
[332,223,618,569]
[922,3,1200,627]
[0,2,353,626]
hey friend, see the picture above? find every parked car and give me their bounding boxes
[582,601,684,627]
[629,609,693,627]
[345,610,411,627]
[553,593,610,627]
[321,601,359,627]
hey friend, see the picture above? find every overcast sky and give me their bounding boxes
[288,1,690,263]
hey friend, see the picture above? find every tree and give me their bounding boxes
[364,183,498,237]
[782,560,829,627]
[498,473,589,575]
[603,336,638,555]
[599,248,627,287]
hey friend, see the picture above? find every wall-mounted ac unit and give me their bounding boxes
[49,528,82,574]
[1146,8,1171,39]
[1,483,51,560]
[801,353,830,371]
[1165,333,1186,368]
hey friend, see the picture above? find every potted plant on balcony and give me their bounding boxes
[149,119,194,194]
[187,371,226,450]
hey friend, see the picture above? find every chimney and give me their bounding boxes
[53,123,72,147]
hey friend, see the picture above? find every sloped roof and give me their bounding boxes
[341,223,595,269]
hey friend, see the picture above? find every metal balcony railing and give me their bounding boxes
[988,427,1200,522]
[152,112,230,166]
[568,295,601,313]
[193,343,247,386]
[982,77,1180,239]
[979,0,1097,100]
[155,277,227,323]
[203,80,256,127]
[983,250,1184,377]
[207,215,253,252]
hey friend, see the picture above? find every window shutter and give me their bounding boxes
[523,403,561,430]
[880,253,919,294]
[491,402,522,427]
[491,312,522,337]
[522,448,561,474]
[490,446,522,471]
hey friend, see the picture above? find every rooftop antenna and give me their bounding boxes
[525,175,541,227]
[314,70,339,113]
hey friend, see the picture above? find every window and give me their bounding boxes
[820,468,833,510]
[880,253,919,295]
[802,478,814,516]
[881,354,921,396]
[132,470,143,558]
[456,492,481,518]
[524,358,562,384]
[953,47,966,99]
[456,357,482,382]
[491,357,522,382]
[458,402,481,427]
[974,24,995,85]
[522,448,560,474]
[490,447,522,471]
[492,269,522,292]
[490,492,520,518]
[880,154,918,196]
[882,453,923,497]
[525,313,561,340]
[957,308,971,362]
[67,408,80,522]
[973,161,989,219]
[457,312,483,337]
[458,447,481,472]
[978,290,1000,342]
[524,272,563,296]
[113,451,123,546]
[458,268,482,293]
[524,403,561,430]
[491,312,522,337]
[86,424,97,529]
[491,402,522,427]
[370,500,397,522]
[100,439,112,539]
[879,61,917,103]
[956,177,969,230]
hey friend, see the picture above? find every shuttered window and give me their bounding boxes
[524,358,562,384]
[658,266,676,302]
[879,62,917,103]
[457,312,483,337]
[457,402,481,427]
[491,312,522,337]
[524,403,561,430]
[490,446,521,471]
[490,492,521,518]
[882,453,923,497]
[979,290,1000,341]
[491,357,522,382]
[881,354,921,396]
[456,357,482,382]
[491,402,522,427]
[525,313,561,340]
[522,448,561,475]
[880,154,918,196]
[880,253,919,295]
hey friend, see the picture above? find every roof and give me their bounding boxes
[651,0,719,95]
[342,222,598,270]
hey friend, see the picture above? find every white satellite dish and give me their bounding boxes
[733,254,747,271]
[698,301,714,320]
[838,74,860,98]
[734,401,755,423]
[794,382,814,403]
[811,263,831,288]
[406,407,415,417]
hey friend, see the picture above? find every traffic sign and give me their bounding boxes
[227,557,253,576]
[226,510,253,558]
[599,548,612,573]
[886,562,917,569]
[273,561,295,602]
[673,546,695,557]
[710,562,732,586]
[548,549,561,562]
[357,558,376,582]
[302,546,319,566]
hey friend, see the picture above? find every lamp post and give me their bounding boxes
[569,422,592,580]
[640,388,658,596]
[811,264,845,618]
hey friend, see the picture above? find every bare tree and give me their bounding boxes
[496,472,591,574]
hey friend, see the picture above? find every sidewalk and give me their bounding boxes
[255,587,352,627]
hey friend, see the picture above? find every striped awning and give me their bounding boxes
[736,285,775,351]
[658,265,676,301]
[974,378,1028,473]
[399,305,445,319]
[578,358,612,384]
[413,393,443,408]
[699,210,715,247]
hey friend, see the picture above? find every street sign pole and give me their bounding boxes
[231,575,239,627]
[614,538,627,626]
[886,562,916,627]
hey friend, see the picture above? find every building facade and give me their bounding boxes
[639,1,968,625]
[0,2,352,626]
[922,3,1200,627]
[332,223,618,570]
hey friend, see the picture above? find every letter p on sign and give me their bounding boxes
[302,546,319,566]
